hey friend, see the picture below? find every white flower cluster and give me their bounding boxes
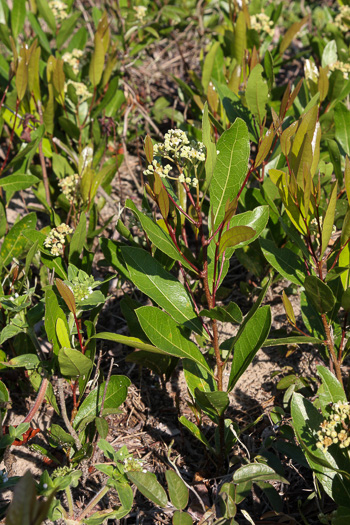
[64,80,91,102]
[335,5,350,32]
[178,173,198,187]
[9,293,19,302]
[123,456,147,473]
[134,6,147,23]
[144,160,172,179]
[48,0,68,22]
[62,49,84,75]
[145,129,205,188]
[153,129,205,163]
[329,60,350,80]
[250,13,274,37]
[316,401,350,451]
[44,223,73,257]
[58,174,80,204]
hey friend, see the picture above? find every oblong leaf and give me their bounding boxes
[127,471,168,508]
[74,375,130,428]
[210,119,250,229]
[219,226,255,255]
[136,306,212,373]
[233,463,289,484]
[304,275,335,314]
[121,247,203,336]
[228,305,271,391]
[165,470,188,510]
[260,238,306,286]
[58,347,92,378]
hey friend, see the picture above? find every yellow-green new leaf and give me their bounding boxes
[28,46,41,102]
[341,209,350,247]
[345,157,350,204]
[279,16,309,56]
[321,182,337,256]
[144,135,153,164]
[246,64,268,126]
[89,33,105,86]
[255,127,275,167]
[282,291,296,325]
[56,318,70,348]
[219,226,256,255]
[233,11,246,65]
[16,48,28,101]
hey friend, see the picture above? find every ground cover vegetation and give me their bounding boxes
[0,0,350,523]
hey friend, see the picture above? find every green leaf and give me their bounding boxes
[58,347,92,379]
[202,102,217,189]
[173,511,193,525]
[279,16,308,56]
[126,351,178,379]
[1,212,37,265]
[210,119,250,230]
[219,226,256,255]
[335,102,350,156]
[41,253,67,280]
[202,42,221,92]
[93,332,161,352]
[5,354,39,369]
[127,471,168,508]
[0,324,25,344]
[246,64,269,126]
[233,11,246,65]
[317,365,346,414]
[11,0,26,38]
[5,471,55,525]
[27,12,51,54]
[333,507,350,525]
[321,182,338,256]
[7,125,45,170]
[95,417,109,439]
[291,393,350,506]
[125,200,192,271]
[56,12,81,49]
[183,359,217,400]
[89,33,105,86]
[178,416,213,451]
[260,238,306,286]
[195,389,229,419]
[69,213,86,266]
[232,463,289,484]
[144,134,153,163]
[121,247,203,336]
[49,423,75,446]
[56,318,70,348]
[200,302,242,324]
[136,306,212,373]
[0,174,39,195]
[165,470,189,510]
[228,306,271,391]
[230,206,269,243]
[74,375,130,428]
[304,275,335,314]
[263,335,323,347]
[282,290,296,324]
[322,40,337,68]
[36,0,56,32]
